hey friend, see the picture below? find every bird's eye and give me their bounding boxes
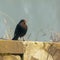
[23,22,25,24]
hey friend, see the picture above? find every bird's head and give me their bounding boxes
[18,19,27,29]
[20,19,26,23]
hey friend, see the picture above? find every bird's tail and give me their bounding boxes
[12,35,19,40]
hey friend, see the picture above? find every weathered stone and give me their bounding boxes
[24,41,60,60]
[53,49,60,60]
[0,40,25,54]
[31,56,38,60]
[3,55,21,60]
[0,40,60,60]
[0,56,3,60]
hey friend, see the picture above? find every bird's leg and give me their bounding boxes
[23,37,25,41]
[12,35,19,40]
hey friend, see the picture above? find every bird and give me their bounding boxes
[12,19,28,40]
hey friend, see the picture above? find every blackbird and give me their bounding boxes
[12,19,28,40]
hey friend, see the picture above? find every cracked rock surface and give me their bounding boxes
[0,40,60,60]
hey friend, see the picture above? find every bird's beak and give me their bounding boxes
[25,20,27,23]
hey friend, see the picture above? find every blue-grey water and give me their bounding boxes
[0,0,60,42]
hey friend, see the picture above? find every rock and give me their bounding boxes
[0,40,60,60]
[3,55,21,60]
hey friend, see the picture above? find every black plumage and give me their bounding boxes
[12,19,28,40]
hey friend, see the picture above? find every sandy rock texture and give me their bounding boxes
[24,41,60,60]
[0,40,60,60]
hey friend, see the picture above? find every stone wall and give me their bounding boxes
[0,40,60,60]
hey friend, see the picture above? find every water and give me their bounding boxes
[0,0,60,42]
